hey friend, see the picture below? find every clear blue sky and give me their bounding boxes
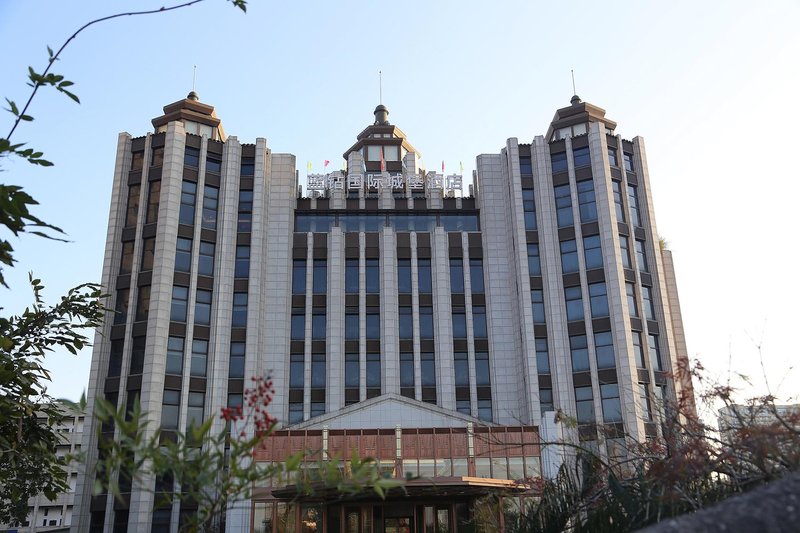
[1,0,798,410]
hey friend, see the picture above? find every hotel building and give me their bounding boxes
[72,93,693,532]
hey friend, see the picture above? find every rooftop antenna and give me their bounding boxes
[192,65,197,92]
[571,69,576,95]
[379,70,383,105]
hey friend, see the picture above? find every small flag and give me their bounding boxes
[441,160,445,174]
[324,160,330,169]
[380,146,386,172]
[459,161,464,173]
[307,161,312,172]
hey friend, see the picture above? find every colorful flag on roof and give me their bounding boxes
[324,160,330,169]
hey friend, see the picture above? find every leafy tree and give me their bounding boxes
[0,276,103,525]
[0,0,246,525]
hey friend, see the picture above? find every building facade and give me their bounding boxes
[72,93,692,532]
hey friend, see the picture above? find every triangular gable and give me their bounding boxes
[288,393,491,430]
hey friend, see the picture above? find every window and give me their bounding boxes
[476,399,492,422]
[131,151,144,171]
[399,307,413,339]
[229,342,245,378]
[311,353,325,389]
[522,189,537,230]
[288,402,303,424]
[417,259,432,293]
[419,307,434,339]
[626,282,639,317]
[452,308,467,338]
[191,339,208,377]
[292,260,306,294]
[166,336,184,375]
[607,147,618,167]
[601,384,622,422]
[588,282,609,318]
[365,258,379,294]
[583,235,603,270]
[565,286,584,322]
[194,289,212,325]
[232,292,248,327]
[397,259,412,293]
[570,335,589,372]
[551,152,568,173]
[366,308,380,339]
[114,288,129,325]
[454,352,469,386]
[184,146,200,167]
[554,184,574,227]
[198,241,214,276]
[642,286,656,320]
[201,185,219,230]
[345,309,359,340]
[170,286,188,322]
[240,156,255,176]
[311,309,326,340]
[366,353,381,390]
[175,238,192,272]
[235,246,250,278]
[531,290,545,324]
[623,152,634,172]
[648,334,663,371]
[130,336,146,375]
[146,181,160,224]
[619,235,631,269]
[450,258,464,293]
[291,309,305,340]
[573,146,590,168]
[594,332,615,369]
[162,390,180,430]
[612,181,625,222]
[400,352,415,396]
[472,306,487,338]
[151,146,164,167]
[536,338,550,374]
[120,241,134,275]
[135,285,150,322]
[141,237,155,271]
[289,354,304,388]
[575,386,595,424]
[475,352,490,386]
[577,180,598,222]
[187,392,205,428]
[206,154,222,174]
[635,240,649,272]
[527,243,541,275]
[345,259,359,294]
[627,184,641,227]
[540,388,554,414]
[345,353,359,389]
[639,384,653,421]
[421,352,436,387]
[238,190,253,232]
[519,155,533,175]
[179,181,197,225]
[108,340,123,377]
[125,185,140,227]
[632,332,646,368]
[470,259,485,293]
[560,239,579,273]
[313,259,327,294]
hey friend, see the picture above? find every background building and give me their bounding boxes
[72,93,692,532]
[1,404,84,533]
